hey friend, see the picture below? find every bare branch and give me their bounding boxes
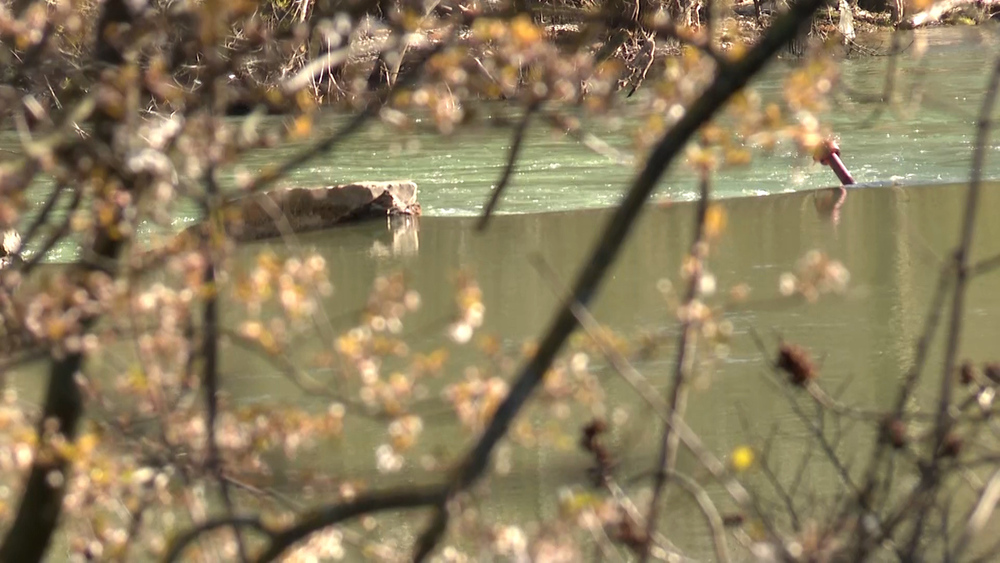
[15,182,66,253]
[934,54,1000,457]
[673,471,730,563]
[954,467,1000,559]
[255,486,446,562]
[477,102,539,231]
[163,517,272,562]
[971,253,1000,277]
[642,169,711,562]
[529,254,755,512]
[201,163,248,561]
[902,54,1000,561]
[239,17,467,198]
[893,265,954,417]
[545,112,633,166]
[408,2,831,557]
[0,1,144,557]
[280,46,351,95]
[16,184,83,276]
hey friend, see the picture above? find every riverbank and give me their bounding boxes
[2,0,997,118]
[2,20,994,238]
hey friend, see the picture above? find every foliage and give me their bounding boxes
[0,0,998,561]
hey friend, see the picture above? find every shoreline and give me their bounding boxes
[2,3,997,118]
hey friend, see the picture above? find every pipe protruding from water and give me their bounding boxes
[814,138,855,186]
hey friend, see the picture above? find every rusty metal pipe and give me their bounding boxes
[814,139,856,186]
[826,151,855,185]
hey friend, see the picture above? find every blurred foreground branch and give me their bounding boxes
[409,0,830,558]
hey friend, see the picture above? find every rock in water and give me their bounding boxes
[207,181,421,242]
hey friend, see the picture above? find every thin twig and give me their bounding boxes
[202,164,248,562]
[545,112,633,166]
[280,46,350,95]
[255,486,446,562]
[906,54,1000,561]
[15,181,67,253]
[642,169,711,562]
[16,185,84,276]
[163,517,272,562]
[477,102,539,231]
[892,265,951,417]
[850,252,953,557]
[934,55,1000,457]
[748,329,863,499]
[953,467,1000,559]
[529,254,755,513]
[754,420,802,531]
[673,471,731,563]
[970,253,1000,278]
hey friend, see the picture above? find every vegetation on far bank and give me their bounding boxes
[1,0,998,118]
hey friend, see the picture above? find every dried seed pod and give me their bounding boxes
[580,418,614,487]
[722,513,746,527]
[984,363,1000,384]
[777,342,817,386]
[960,361,976,386]
[614,514,649,554]
[941,433,963,458]
[584,418,606,440]
[880,417,908,449]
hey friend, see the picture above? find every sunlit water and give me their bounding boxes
[4,24,1000,560]
[235,25,1000,217]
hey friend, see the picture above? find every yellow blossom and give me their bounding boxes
[731,445,755,472]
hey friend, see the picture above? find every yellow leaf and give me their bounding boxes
[705,204,727,240]
[77,433,99,456]
[289,115,313,140]
[511,15,542,47]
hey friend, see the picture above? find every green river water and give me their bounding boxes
[4,23,1000,561]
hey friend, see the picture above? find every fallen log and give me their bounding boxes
[191,180,421,243]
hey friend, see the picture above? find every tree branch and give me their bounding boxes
[408,1,830,558]
[641,170,710,562]
[904,53,1000,562]
[0,1,156,557]
[254,486,446,562]
[163,517,272,562]
[477,102,539,231]
[934,54,1000,460]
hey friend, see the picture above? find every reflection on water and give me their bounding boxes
[368,215,420,260]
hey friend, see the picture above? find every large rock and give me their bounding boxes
[209,181,421,242]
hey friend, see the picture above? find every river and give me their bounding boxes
[3,23,1000,561]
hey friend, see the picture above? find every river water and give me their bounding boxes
[4,24,1000,561]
